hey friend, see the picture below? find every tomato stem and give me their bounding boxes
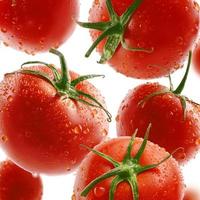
[80,124,173,200]
[12,49,112,122]
[173,51,192,95]
[78,0,152,63]
[49,48,71,90]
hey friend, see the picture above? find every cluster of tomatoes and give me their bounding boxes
[0,0,200,199]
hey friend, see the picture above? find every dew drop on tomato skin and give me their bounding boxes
[93,186,106,198]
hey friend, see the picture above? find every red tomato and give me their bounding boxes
[116,82,200,163]
[0,0,79,54]
[192,42,200,75]
[0,160,43,200]
[184,188,200,200]
[0,50,109,174]
[74,136,184,200]
[85,0,199,78]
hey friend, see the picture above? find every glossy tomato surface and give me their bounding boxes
[0,66,109,174]
[192,42,200,75]
[0,160,43,200]
[74,137,184,200]
[0,0,79,54]
[116,83,200,163]
[89,0,199,78]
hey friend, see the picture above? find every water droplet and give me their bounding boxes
[71,193,76,200]
[7,96,13,102]
[193,1,200,12]
[92,109,98,117]
[1,135,8,142]
[32,173,39,178]
[72,126,80,134]
[195,138,200,145]
[102,129,108,136]
[94,0,99,5]
[1,28,7,33]
[115,115,119,122]
[94,187,105,197]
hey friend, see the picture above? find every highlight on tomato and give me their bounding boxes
[0,0,79,54]
[0,160,43,200]
[116,52,200,164]
[0,49,111,175]
[78,0,199,79]
[74,124,184,200]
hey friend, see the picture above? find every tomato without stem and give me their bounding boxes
[0,160,43,200]
[74,133,184,200]
[80,0,199,79]
[0,50,109,174]
[0,0,79,54]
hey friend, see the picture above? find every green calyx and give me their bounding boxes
[139,51,192,120]
[77,0,152,63]
[81,124,174,200]
[10,49,112,122]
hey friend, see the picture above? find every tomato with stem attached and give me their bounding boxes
[78,0,199,79]
[0,49,110,175]
[74,125,184,200]
[0,160,43,200]
[0,0,79,54]
[116,52,200,163]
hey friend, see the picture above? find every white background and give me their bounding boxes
[0,0,200,199]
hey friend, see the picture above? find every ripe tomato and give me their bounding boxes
[80,0,199,79]
[0,49,109,174]
[0,0,79,54]
[116,81,200,163]
[184,188,200,200]
[74,133,184,200]
[192,41,200,75]
[0,160,43,200]
[116,52,200,163]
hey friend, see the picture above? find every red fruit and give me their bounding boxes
[79,0,199,78]
[192,41,200,75]
[74,126,184,200]
[0,49,110,174]
[0,160,43,200]
[116,53,200,163]
[0,0,79,54]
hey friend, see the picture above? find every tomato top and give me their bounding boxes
[79,0,199,78]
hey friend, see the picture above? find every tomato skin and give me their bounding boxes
[116,83,200,163]
[0,160,42,200]
[74,137,184,200]
[89,0,199,79]
[0,0,79,53]
[0,66,109,175]
[192,42,200,75]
